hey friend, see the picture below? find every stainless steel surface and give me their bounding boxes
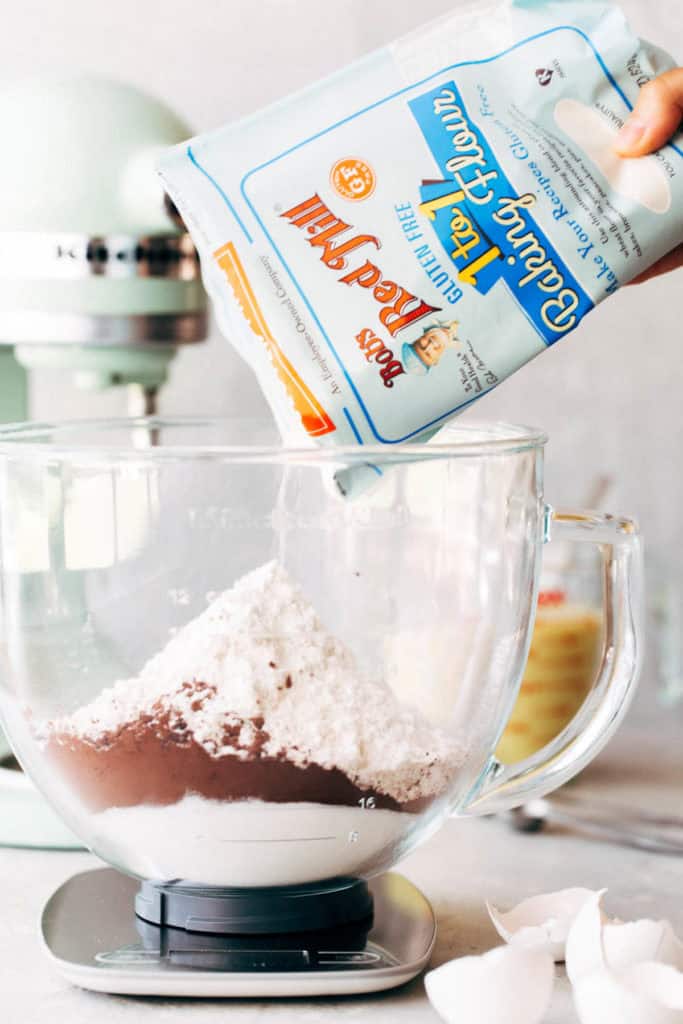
[511,793,683,854]
[41,869,436,997]
[0,232,201,281]
[0,310,208,345]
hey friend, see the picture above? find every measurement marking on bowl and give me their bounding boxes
[210,836,338,844]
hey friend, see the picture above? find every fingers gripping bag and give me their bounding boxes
[159,0,683,496]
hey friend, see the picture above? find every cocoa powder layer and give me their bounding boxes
[45,700,434,815]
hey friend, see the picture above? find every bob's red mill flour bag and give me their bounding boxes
[160,0,682,496]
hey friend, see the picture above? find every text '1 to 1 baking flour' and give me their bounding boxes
[39,562,465,886]
[159,0,682,495]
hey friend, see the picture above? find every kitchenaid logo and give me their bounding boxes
[280,194,441,388]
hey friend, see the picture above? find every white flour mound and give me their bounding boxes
[46,561,463,805]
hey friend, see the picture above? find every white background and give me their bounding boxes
[2,0,682,594]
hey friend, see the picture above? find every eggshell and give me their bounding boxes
[567,891,683,982]
[565,890,609,985]
[603,919,683,973]
[425,945,555,1024]
[487,887,598,961]
[573,960,683,1024]
[566,888,683,1023]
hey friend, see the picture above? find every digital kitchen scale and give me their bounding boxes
[41,868,436,997]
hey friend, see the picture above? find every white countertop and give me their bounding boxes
[2,720,681,1024]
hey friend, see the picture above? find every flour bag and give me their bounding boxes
[160,0,682,495]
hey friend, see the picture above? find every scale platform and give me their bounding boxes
[41,868,436,997]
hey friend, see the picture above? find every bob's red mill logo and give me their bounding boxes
[280,193,441,388]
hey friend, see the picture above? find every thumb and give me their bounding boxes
[614,68,683,157]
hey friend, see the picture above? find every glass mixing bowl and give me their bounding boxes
[0,418,642,888]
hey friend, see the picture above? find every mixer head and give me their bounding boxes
[0,75,208,412]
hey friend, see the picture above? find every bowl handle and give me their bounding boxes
[461,507,644,816]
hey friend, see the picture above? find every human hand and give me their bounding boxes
[615,68,683,283]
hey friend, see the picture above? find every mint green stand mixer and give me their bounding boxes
[0,76,208,848]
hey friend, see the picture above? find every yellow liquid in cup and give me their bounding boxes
[496,602,603,764]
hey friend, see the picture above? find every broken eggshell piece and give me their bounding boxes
[565,890,609,985]
[566,891,683,983]
[603,919,683,975]
[487,887,598,961]
[573,960,683,1024]
[566,890,683,1023]
[425,945,555,1024]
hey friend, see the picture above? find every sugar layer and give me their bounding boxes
[88,796,422,887]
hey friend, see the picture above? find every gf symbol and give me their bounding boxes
[535,68,554,87]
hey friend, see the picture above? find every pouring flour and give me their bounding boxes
[159,0,682,495]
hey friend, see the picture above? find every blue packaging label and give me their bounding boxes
[159,0,682,491]
[410,82,594,341]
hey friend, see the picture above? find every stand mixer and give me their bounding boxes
[0,75,207,848]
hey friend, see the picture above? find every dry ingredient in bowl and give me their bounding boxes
[39,562,464,886]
